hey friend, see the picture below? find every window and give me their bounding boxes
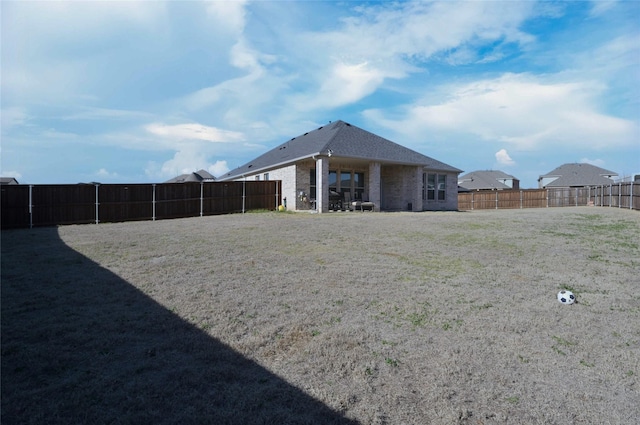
[311,168,366,200]
[255,175,260,181]
[425,174,435,200]
[264,173,269,181]
[310,169,316,199]
[438,175,446,200]
[424,173,446,201]
[353,172,364,200]
[329,170,338,192]
[340,171,351,197]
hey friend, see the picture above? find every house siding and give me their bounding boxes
[230,161,458,212]
[381,165,420,211]
[422,170,459,211]
[266,165,297,209]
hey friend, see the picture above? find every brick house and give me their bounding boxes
[458,170,520,191]
[219,120,461,212]
[538,163,618,188]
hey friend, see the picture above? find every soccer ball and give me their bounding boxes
[557,290,576,305]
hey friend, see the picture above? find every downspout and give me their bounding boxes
[152,183,156,221]
[95,183,100,224]
[29,184,33,229]
[242,175,246,214]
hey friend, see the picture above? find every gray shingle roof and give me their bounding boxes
[458,170,518,190]
[0,177,20,185]
[539,163,617,187]
[220,120,461,180]
[165,169,216,183]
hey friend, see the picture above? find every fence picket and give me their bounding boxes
[1,181,282,229]
[458,183,639,211]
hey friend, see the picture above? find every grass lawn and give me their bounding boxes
[2,207,639,424]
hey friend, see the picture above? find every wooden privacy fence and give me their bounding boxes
[1,181,282,229]
[458,182,639,211]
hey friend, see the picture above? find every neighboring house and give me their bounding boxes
[165,169,216,183]
[0,177,20,185]
[538,163,618,188]
[219,120,462,212]
[458,170,520,191]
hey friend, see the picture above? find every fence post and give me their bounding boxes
[520,190,523,209]
[29,184,33,229]
[618,183,621,209]
[200,181,204,217]
[95,184,100,224]
[275,181,279,210]
[495,191,498,210]
[242,177,246,214]
[631,181,634,210]
[609,184,612,207]
[152,184,156,221]
[471,192,474,210]
[546,189,549,208]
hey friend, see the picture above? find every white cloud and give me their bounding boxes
[160,150,205,177]
[1,1,168,102]
[317,1,536,64]
[208,160,230,177]
[314,62,386,109]
[145,123,244,143]
[589,0,617,17]
[96,168,119,179]
[0,107,29,134]
[146,149,229,181]
[0,171,22,180]
[368,73,638,150]
[207,0,247,35]
[495,149,515,166]
[270,1,541,116]
[62,107,153,122]
[141,123,238,180]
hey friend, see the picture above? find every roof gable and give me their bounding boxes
[0,177,20,185]
[221,120,461,180]
[459,170,518,190]
[165,169,216,183]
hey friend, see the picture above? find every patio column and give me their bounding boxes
[413,166,423,211]
[369,162,381,210]
[316,156,329,213]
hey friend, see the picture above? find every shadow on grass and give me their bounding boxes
[1,227,357,425]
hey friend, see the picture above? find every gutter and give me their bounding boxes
[219,153,322,181]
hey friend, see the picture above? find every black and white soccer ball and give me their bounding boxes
[557,290,576,305]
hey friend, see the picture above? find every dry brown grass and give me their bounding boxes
[2,207,639,424]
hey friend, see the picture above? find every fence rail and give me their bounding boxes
[1,181,282,229]
[458,183,639,211]
[3,181,635,229]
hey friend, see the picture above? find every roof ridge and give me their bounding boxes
[323,120,348,152]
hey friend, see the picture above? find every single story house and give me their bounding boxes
[458,170,520,191]
[165,169,216,183]
[219,120,462,212]
[538,163,618,188]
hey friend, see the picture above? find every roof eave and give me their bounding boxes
[219,153,322,181]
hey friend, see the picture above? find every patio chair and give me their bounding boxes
[351,193,375,212]
[360,193,375,211]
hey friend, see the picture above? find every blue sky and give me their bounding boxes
[2,0,639,187]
